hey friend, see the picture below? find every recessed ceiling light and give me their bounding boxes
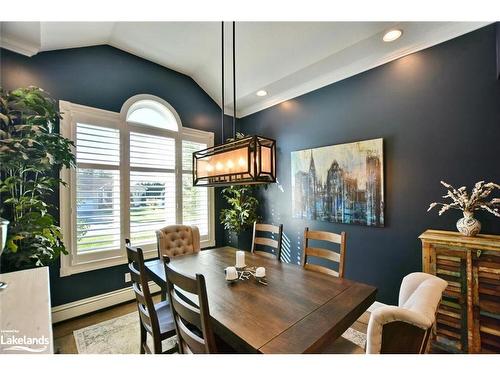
[383,29,403,42]
[256,90,268,97]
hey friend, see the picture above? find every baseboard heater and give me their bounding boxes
[51,281,161,323]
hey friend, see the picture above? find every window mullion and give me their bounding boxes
[69,117,78,264]
[122,123,130,250]
[175,137,183,225]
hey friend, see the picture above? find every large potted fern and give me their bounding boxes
[0,87,75,270]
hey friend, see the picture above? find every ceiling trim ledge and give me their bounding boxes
[0,36,40,57]
[237,22,491,118]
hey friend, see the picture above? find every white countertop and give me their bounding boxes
[0,267,54,354]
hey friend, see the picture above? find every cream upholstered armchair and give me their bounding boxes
[365,272,447,353]
[324,272,447,354]
[156,225,201,259]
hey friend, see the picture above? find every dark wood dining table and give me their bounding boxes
[145,246,376,353]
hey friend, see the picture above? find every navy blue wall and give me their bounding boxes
[239,24,500,304]
[0,45,228,306]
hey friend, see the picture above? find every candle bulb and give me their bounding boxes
[236,250,246,268]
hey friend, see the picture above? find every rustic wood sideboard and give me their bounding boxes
[419,230,500,353]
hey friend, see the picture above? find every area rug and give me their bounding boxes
[73,312,177,354]
[74,311,365,354]
[342,327,367,349]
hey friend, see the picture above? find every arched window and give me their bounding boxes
[59,95,214,276]
[126,99,179,131]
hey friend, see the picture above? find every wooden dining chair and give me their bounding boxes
[302,227,346,278]
[251,222,283,261]
[163,255,217,354]
[156,225,201,300]
[156,224,201,259]
[125,239,177,354]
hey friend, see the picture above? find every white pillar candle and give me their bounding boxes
[236,250,246,268]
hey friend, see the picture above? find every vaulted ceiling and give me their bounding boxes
[0,21,490,117]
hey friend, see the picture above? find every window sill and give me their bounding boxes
[60,249,157,277]
[60,239,216,277]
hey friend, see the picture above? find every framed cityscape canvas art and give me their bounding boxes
[291,138,384,227]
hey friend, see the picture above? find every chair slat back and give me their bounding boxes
[251,222,283,261]
[125,239,161,338]
[163,256,217,354]
[302,228,346,278]
[177,318,207,354]
[170,288,202,328]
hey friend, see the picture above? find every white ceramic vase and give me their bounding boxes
[0,217,9,289]
[0,217,9,254]
[456,211,481,237]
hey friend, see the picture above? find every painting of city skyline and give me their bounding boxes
[291,138,384,227]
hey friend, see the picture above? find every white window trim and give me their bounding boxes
[59,98,215,277]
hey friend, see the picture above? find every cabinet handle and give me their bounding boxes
[477,250,481,258]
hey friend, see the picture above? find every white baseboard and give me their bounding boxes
[51,282,161,323]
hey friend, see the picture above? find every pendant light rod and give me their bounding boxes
[232,21,236,139]
[221,21,225,144]
[193,21,277,187]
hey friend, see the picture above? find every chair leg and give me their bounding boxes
[140,325,146,354]
[153,334,162,354]
[161,287,167,302]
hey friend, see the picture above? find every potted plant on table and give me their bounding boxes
[0,86,75,271]
[427,180,500,236]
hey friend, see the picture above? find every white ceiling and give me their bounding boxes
[0,21,490,117]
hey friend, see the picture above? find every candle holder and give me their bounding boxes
[226,266,268,286]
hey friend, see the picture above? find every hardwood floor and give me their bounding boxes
[53,295,162,354]
[352,310,370,334]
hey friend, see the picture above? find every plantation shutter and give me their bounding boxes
[182,140,209,238]
[129,131,176,245]
[60,99,215,276]
[75,123,121,254]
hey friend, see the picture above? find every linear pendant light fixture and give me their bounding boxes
[193,22,276,187]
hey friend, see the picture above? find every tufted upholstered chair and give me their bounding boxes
[156,225,201,259]
[323,272,447,354]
